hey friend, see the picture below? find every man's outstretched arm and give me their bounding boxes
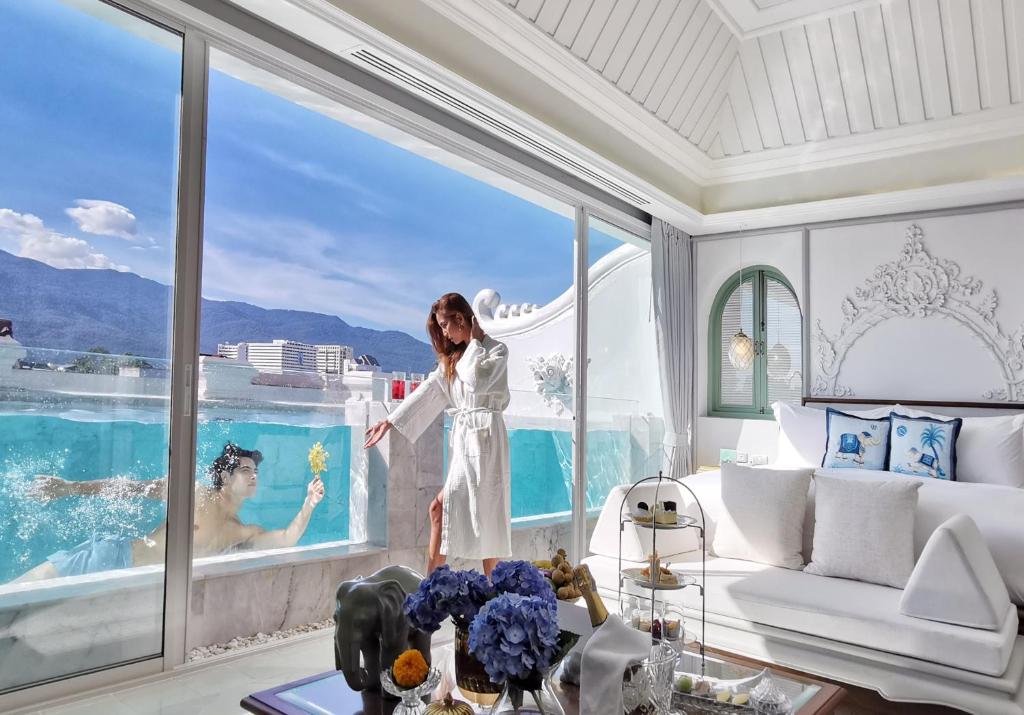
[241,476,325,549]
[28,474,168,502]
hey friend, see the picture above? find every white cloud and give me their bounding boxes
[199,214,481,335]
[0,208,129,271]
[65,199,153,245]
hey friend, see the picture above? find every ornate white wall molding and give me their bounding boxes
[813,224,1024,400]
[472,289,540,321]
[527,353,573,415]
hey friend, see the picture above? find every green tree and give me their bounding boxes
[71,346,117,374]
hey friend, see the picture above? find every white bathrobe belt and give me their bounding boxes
[445,406,500,420]
[445,407,499,447]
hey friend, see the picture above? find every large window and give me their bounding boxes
[0,0,651,699]
[189,48,578,651]
[709,267,802,417]
[585,217,663,513]
[0,0,182,693]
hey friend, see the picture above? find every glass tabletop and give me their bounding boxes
[674,648,820,711]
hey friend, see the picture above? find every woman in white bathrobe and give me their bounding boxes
[363,293,511,577]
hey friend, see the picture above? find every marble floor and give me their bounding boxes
[30,633,340,715]
[26,627,957,715]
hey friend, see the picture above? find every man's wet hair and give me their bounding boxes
[208,443,263,490]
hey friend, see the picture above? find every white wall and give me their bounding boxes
[482,244,663,422]
[809,208,1024,402]
[695,231,803,466]
[694,204,1024,465]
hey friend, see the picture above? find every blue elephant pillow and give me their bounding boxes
[822,408,891,470]
[888,412,962,481]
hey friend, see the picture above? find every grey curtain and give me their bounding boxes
[652,218,696,479]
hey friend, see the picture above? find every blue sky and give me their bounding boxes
[0,0,622,337]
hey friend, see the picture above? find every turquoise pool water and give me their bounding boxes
[0,413,642,583]
[446,423,639,519]
[0,414,352,583]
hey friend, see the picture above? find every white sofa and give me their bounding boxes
[583,471,1024,715]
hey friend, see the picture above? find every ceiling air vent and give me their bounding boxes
[349,48,651,207]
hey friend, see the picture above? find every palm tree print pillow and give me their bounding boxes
[888,413,963,481]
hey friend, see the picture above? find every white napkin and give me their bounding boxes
[580,615,651,715]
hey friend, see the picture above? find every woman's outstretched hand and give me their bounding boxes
[364,420,392,449]
[470,316,485,342]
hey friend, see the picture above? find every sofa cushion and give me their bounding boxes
[888,412,962,481]
[814,468,1024,605]
[896,408,1024,487]
[805,476,921,588]
[584,553,1018,677]
[589,483,699,562]
[822,409,892,470]
[773,402,893,468]
[711,463,812,569]
[589,469,1024,604]
[901,514,1013,630]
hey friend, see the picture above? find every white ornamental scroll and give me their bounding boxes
[813,225,1024,401]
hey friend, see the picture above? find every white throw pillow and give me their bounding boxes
[772,402,893,468]
[589,484,699,562]
[897,407,1024,487]
[900,514,1012,630]
[711,463,813,569]
[805,476,921,588]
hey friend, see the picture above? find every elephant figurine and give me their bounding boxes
[334,565,432,693]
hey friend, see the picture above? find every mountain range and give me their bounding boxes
[0,249,435,373]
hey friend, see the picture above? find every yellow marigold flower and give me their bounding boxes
[308,442,329,476]
[392,648,429,688]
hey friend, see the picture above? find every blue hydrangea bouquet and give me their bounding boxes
[404,560,579,699]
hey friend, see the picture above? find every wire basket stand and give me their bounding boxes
[616,470,707,677]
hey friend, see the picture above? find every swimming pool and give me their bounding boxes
[0,410,646,583]
[0,413,352,584]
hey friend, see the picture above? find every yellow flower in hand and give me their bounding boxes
[308,442,329,476]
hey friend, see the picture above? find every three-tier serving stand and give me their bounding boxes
[616,471,707,676]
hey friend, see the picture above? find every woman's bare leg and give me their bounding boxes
[482,558,499,578]
[427,490,447,575]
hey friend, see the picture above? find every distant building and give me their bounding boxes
[217,342,242,360]
[217,340,352,374]
[316,344,352,374]
[346,354,382,372]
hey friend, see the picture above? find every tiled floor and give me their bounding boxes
[26,627,957,715]
[31,634,338,715]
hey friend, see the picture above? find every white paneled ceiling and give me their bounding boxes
[502,0,1024,161]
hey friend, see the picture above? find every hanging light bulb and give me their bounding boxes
[728,239,755,371]
[729,329,755,370]
[766,290,791,379]
[766,342,791,378]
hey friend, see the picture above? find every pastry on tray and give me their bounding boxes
[639,565,678,585]
[632,501,654,524]
[654,500,678,525]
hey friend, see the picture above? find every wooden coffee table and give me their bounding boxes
[242,644,844,714]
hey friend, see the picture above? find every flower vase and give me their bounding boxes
[490,667,564,715]
[454,624,503,706]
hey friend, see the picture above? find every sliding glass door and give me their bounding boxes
[0,0,652,701]
[185,46,579,656]
[0,0,182,692]
[584,217,663,519]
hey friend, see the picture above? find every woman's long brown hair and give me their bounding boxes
[428,293,476,382]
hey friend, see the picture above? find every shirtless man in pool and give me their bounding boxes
[12,443,325,582]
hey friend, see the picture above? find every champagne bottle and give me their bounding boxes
[572,564,609,627]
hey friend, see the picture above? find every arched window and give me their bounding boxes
[709,266,802,418]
